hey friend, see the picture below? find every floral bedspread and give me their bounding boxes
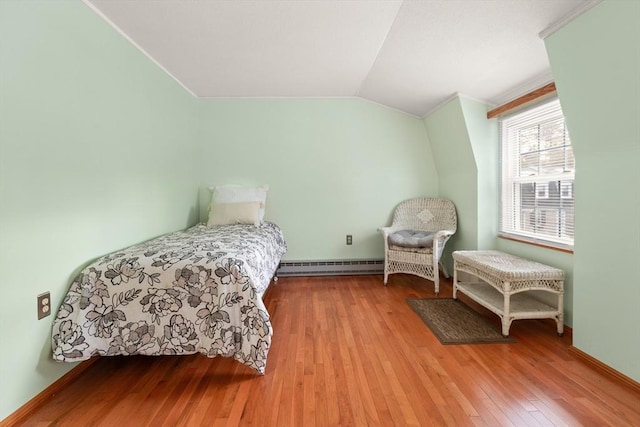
[51,222,287,374]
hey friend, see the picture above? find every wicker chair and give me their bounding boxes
[379,198,457,294]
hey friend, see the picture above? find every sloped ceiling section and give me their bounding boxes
[86,0,591,117]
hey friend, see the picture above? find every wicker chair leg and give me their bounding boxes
[439,261,450,279]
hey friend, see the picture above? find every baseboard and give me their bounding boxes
[569,346,640,393]
[277,259,384,277]
[0,358,100,426]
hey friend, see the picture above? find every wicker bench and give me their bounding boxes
[452,250,564,337]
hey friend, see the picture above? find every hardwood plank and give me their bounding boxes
[9,274,640,427]
[0,358,99,427]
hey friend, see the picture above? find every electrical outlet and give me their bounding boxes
[37,292,51,320]
[346,235,353,245]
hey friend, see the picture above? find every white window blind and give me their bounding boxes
[500,98,574,248]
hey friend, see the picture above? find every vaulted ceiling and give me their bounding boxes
[85,0,594,117]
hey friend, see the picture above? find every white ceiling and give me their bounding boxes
[85,0,594,117]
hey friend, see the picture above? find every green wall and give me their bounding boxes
[0,1,199,419]
[545,0,640,382]
[423,97,478,267]
[199,99,438,261]
[460,97,499,251]
[423,96,499,272]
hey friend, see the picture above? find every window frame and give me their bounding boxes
[499,97,575,252]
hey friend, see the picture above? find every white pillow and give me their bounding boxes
[211,185,269,221]
[207,202,262,227]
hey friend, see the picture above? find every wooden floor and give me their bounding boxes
[15,275,640,426]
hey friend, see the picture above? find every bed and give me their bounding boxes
[51,221,287,374]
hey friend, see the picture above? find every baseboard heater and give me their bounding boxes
[277,259,384,277]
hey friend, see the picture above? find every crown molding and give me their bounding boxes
[421,93,462,118]
[197,95,421,119]
[539,0,603,39]
[421,92,492,119]
[81,0,197,98]
[490,70,555,107]
[357,97,421,119]
[454,92,494,107]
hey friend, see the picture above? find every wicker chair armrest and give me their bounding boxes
[432,229,455,262]
[379,225,404,252]
[378,225,404,237]
[434,229,455,240]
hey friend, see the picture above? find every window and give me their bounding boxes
[500,98,574,248]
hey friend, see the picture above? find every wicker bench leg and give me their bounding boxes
[501,317,514,337]
[556,293,564,336]
[452,268,458,300]
[502,293,511,336]
[556,314,564,336]
[556,318,564,336]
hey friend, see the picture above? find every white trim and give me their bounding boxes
[81,0,197,98]
[421,92,493,119]
[197,95,359,100]
[490,71,555,108]
[198,95,422,119]
[358,97,421,119]
[455,92,493,107]
[539,0,603,40]
[498,232,574,251]
[421,93,461,118]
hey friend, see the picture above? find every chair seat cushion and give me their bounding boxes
[389,244,433,254]
[388,230,435,248]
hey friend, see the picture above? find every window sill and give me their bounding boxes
[498,233,574,254]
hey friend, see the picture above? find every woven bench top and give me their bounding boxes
[452,250,564,281]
